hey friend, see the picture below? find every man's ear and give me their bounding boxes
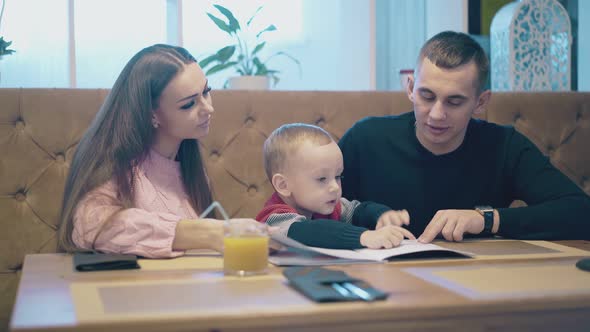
[473,90,492,116]
[271,173,290,197]
[406,74,415,102]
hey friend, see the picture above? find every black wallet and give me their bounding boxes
[283,267,388,302]
[73,252,140,272]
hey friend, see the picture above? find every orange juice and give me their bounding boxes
[223,236,269,276]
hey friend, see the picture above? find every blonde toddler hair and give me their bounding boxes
[263,123,334,181]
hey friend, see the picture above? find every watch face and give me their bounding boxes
[476,205,493,213]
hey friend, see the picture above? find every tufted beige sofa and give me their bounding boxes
[1,89,590,330]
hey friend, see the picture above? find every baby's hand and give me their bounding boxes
[360,225,416,249]
[376,209,410,229]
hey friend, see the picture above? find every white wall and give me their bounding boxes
[425,0,468,38]
[273,0,374,90]
[579,1,590,91]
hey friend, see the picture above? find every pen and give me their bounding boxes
[331,282,353,298]
[341,282,374,301]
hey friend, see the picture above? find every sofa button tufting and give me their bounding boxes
[546,146,554,154]
[15,192,26,202]
[15,120,26,130]
[247,185,258,195]
[210,150,220,161]
[55,153,65,163]
[244,117,255,126]
[315,118,326,127]
[513,113,521,122]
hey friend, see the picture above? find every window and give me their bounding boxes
[0,0,69,87]
[74,0,167,88]
[0,0,375,90]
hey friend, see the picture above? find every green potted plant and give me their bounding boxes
[198,4,300,89]
[0,0,15,85]
[0,0,15,59]
[0,36,15,58]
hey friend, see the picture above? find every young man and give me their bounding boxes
[339,31,590,243]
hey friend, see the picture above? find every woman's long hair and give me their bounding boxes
[58,44,213,252]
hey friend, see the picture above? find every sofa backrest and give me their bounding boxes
[2,89,589,259]
[1,89,589,326]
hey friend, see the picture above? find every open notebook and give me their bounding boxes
[269,233,474,266]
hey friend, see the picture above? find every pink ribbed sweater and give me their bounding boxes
[72,150,199,258]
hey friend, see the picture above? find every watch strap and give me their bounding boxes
[475,206,494,234]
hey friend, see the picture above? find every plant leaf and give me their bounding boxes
[253,57,268,75]
[256,24,277,39]
[271,74,280,87]
[0,36,15,56]
[246,6,263,26]
[213,4,240,33]
[273,51,301,66]
[251,42,265,56]
[198,54,219,69]
[207,13,233,35]
[241,63,254,75]
[216,45,236,62]
[206,61,238,76]
[266,51,302,76]
[199,45,236,69]
[252,57,264,68]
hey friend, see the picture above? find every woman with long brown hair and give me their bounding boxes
[58,44,260,258]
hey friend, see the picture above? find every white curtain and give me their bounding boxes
[375,0,426,91]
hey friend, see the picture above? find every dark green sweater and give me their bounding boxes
[338,112,590,240]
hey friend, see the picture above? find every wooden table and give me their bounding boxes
[10,240,590,332]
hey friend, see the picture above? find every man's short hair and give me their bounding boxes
[263,123,334,181]
[417,31,489,92]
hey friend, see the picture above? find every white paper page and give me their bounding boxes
[271,232,471,262]
[314,240,459,261]
[268,247,377,266]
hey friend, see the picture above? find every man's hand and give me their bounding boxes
[360,225,416,249]
[376,209,410,229]
[418,210,484,243]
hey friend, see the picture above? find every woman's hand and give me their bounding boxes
[266,226,284,254]
[173,218,261,252]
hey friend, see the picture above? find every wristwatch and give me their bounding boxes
[475,205,494,234]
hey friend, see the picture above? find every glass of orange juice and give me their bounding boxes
[223,220,269,276]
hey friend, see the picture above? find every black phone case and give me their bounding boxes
[73,252,140,272]
[283,266,388,302]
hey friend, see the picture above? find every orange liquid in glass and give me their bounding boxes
[223,236,269,275]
